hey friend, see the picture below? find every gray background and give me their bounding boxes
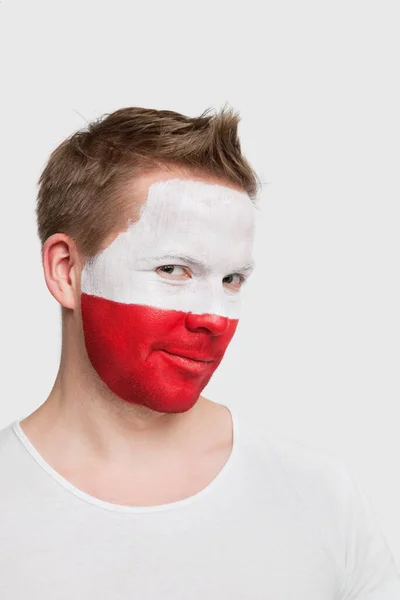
[1,0,399,565]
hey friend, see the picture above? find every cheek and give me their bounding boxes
[81,294,180,362]
[81,293,238,359]
[80,293,239,409]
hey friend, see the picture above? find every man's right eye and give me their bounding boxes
[155,265,191,280]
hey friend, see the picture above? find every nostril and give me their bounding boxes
[184,312,229,335]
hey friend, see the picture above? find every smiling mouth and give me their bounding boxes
[158,350,214,364]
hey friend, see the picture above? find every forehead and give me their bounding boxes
[100,179,255,270]
[138,178,254,236]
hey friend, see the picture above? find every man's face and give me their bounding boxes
[80,177,255,413]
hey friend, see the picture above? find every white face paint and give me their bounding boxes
[81,179,256,319]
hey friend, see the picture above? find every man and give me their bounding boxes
[0,106,399,599]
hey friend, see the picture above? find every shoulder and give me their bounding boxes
[236,410,355,553]
[236,410,400,594]
[236,408,350,493]
[0,422,27,505]
[0,421,18,453]
[0,421,24,473]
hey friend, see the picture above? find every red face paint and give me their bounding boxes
[80,180,255,412]
[81,294,238,413]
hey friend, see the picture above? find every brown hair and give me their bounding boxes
[36,105,260,260]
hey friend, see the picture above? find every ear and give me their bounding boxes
[42,233,82,310]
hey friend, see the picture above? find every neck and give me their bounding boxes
[20,341,211,469]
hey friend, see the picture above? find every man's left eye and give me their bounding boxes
[223,273,246,290]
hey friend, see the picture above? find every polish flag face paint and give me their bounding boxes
[80,179,255,413]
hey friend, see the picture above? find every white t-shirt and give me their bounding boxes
[0,404,399,599]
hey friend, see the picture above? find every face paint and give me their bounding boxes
[80,179,255,413]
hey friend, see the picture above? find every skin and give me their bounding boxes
[20,168,256,505]
[80,178,254,414]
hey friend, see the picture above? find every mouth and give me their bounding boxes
[157,349,217,375]
[159,349,215,364]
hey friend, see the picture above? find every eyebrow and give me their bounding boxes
[149,254,255,273]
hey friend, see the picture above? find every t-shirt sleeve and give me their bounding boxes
[337,464,400,599]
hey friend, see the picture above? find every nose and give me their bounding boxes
[184,312,230,335]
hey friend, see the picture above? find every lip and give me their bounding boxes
[159,349,215,364]
[157,350,216,374]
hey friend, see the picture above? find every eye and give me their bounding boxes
[156,265,191,280]
[223,273,246,291]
